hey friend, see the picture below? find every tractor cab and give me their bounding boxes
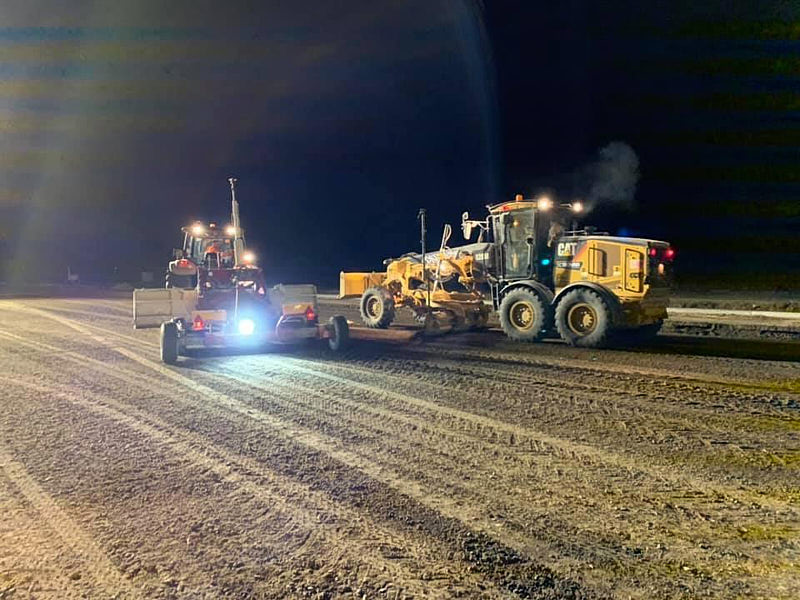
[167,222,245,289]
[178,222,235,268]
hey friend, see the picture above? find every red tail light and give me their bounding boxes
[305,306,317,322]
[192,315,205,331]
[664,247,675,260]
[648,247,657,257]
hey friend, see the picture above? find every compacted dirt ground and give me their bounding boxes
[0,296,798,599]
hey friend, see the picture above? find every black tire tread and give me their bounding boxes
[328,316,350,352]
[555,288,611,348]
[359,287,395,329]
[160,321,179,364]
[498,288,549,342]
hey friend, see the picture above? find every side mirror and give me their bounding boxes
[461,211,472,240]
[173,248,184,259]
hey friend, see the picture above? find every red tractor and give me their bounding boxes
[133,178,349,363]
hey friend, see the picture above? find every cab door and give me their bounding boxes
[624,248,644,293]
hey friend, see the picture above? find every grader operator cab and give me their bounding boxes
[341,194,673,348]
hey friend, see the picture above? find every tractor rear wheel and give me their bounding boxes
[160,321,179,364]
[360,287,395,329]
[555,288,611,348]
[499,288,548,342]
[327,316,350,352]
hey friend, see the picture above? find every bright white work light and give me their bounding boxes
[237,318,255,335]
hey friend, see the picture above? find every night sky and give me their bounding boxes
[0,1,798,289]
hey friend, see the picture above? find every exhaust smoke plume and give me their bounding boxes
[581,141,640,210]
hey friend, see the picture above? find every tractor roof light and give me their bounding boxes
[242,251,255,264]
[225,225,237,236]
[571,201,583,213]
[191,223,205,236]
[537,196,552,211]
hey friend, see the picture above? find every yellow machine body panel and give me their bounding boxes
[554,236,669,327]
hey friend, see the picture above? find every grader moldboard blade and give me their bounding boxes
[346,323,423,343]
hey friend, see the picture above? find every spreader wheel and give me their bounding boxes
[327,316,350,352]
[160,321,179,364]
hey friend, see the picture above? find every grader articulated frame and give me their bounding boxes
[340,216,490,333]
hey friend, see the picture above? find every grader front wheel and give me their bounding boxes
[498,288,548,342]
[359,287,396,329]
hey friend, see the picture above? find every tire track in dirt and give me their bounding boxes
[0,330,519,597]
[18,304,800,600]
[4,306,590,598]
[363,346,799,416]
[0,445,139,599]
[264,354,797,512]
[202,355,799,598]
[0,376,490,599]
[307,350,800,477]
[406,340,800,402]
[30,303,788,507]
[1,323,614,592]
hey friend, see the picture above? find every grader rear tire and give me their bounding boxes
[359,287,395,329]
[555,288,611,348]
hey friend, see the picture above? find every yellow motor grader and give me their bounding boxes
[342,196,673,348]
[340,213,490,332]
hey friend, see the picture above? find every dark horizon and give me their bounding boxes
[0,1,798,290]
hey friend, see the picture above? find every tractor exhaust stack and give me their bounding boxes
[228,177,244,266]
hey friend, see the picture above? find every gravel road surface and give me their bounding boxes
[1,296,798,599]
